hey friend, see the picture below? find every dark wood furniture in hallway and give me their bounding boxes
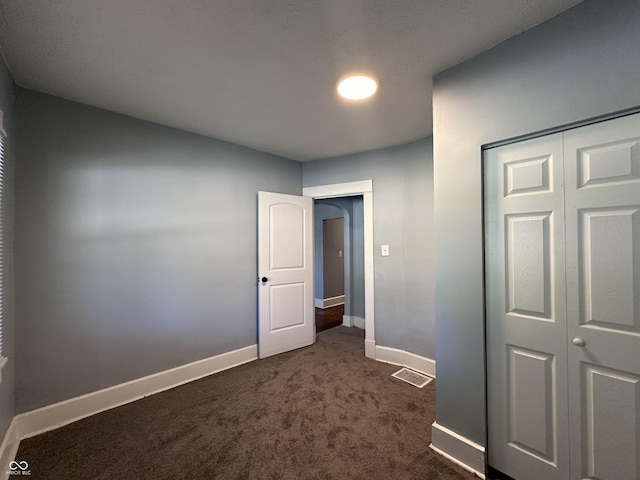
[315,304,344,332]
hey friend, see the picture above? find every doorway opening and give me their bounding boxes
[313,200,359,333]
[303,180,375,358]
[314,205,345,332]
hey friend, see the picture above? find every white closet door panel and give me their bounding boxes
[485,133,569,480]
[564,113,640,480]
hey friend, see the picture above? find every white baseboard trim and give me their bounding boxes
[430,422,485,479]
[8,345,258,445]
[0,419,20,480]
[365,339,376,359]
[342,315,365,329]
[316,295,345,309]
[374,345,436,377]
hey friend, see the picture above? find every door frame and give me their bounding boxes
[303,180,375,359]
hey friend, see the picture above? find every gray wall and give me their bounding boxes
[14,89,301,412]
[303,138,434,358]
[0,57,15,439]
[432,0,640,445]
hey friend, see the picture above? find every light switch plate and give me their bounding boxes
[381,244,390,256]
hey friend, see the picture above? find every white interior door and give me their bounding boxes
[485,134,569,480]
[258,191,314,359]
[564,115,640,480]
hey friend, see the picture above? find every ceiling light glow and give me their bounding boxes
[337,75,377,100]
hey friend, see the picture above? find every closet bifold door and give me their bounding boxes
[563,114,640,480]
[484,133,569,480]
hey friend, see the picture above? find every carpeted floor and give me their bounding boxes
[17,327,478,479]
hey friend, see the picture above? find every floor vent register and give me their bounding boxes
[391,367,433,388]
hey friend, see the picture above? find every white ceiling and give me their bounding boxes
[0,0,582,161]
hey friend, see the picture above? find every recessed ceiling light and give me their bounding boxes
[337,75,377,100]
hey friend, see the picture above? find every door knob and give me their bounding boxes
[572,337,586,347]
[261,277,268,283]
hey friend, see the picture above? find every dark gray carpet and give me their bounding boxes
[17,327,478,479]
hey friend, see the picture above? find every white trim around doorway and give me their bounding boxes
[303,180,375,359]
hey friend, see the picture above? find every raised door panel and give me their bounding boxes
[577,138,640,188]
[582,365,640,480]
[269,283,305,331]
[579,208,639,332]
[505,213,553,320]
[507,347,557,464]
[270,204,305,271]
